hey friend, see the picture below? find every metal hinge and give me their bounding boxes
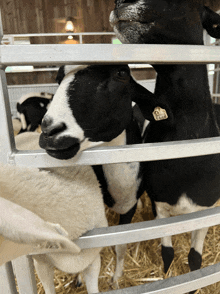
[7,153,16,166]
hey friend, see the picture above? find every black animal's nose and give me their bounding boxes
[41,117,67,137]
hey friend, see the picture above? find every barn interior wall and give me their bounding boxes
[3,0,219,85]
[1,0,118,84]
[1,0,115,43]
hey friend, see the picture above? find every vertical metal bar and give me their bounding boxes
[0,9,3,43]
[203,30,208,46]
[215,31,220,103]
[12,256,37,294]
[0,68,16,164]
[0,263,18,294]
[0,10,23,294]
[79,33,83,44]
[0,8,15,164]
[215,64,220,104]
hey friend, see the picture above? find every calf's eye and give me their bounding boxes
[116,69,130,81]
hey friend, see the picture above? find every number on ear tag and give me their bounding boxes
[153,107,168,121]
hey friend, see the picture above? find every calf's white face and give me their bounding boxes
[39,65,134,160]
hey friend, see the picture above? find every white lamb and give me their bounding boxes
[0,196,81,266]
[0,132,108,294]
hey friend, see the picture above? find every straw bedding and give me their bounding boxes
[35,192,220,294]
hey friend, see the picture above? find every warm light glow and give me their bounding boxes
[68,35,73,40]
[65,21,74,32]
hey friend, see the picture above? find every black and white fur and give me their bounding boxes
[39,64,148,282]
[17,92,53,133]
[110,0,220,289]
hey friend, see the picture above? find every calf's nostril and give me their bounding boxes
[46,122,67,137]
[41,116,67,137]
[41,116,53,133]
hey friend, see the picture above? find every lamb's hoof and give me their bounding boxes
[65,276,82,290]
[75,274,83,288]
[162,245,174,273]
[110,278,120,290]
[76,280,82,288]
[137,198,143,210]
[188,248,202,272]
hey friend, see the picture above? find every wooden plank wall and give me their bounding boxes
[81,0,114,44]
[205,0,220,12]
[5,70,58,85]
[5,68,157,86]
[1,0,220,42]
[1,0,116,84]
[4,0,219,85]
[1,0,115,44]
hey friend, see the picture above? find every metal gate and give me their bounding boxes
[1,10,220,294]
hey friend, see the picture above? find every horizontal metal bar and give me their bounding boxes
[74,206,220,249]
[212,93,220,97]
[6,67,59,73]
[100,262,220,294]
[12,136,220,168]
[3,32,115,38]
[1,45,220,66]
[7,83,58,90]
[5,64,152,74]
[210,40,220,46]
[212,67,220,72]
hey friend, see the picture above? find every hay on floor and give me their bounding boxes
[35,193,220,294]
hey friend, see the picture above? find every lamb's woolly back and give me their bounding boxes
[15,131,41,150]
[13,132,107,237]
[0,161,107,277]
[1,132,108,292]
[0,163,107,240]
[0,197,83,267]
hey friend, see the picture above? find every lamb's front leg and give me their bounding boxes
[155,202,174,273]
[112,243,127,287]
[112,203,138,285]
[83,254,101,294]
[33,255,55,294]
[187,227,209,294]
[161,235,174,273]
[188,227,208,271]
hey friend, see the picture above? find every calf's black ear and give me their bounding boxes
[132,88,174,125]
[201,6,220,39]
[16,102,20,112]
[56,66,65,84]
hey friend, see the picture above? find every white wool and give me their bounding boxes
[0,164,107,239]
[12,118,22,135]
[0,197,81,265]
[15,131,41,150]
[1,132,108,276]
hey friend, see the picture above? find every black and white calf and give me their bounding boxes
[39,64,150,282]
[110,0,220,286]
[39,65,145,220]
[17,92,53,133]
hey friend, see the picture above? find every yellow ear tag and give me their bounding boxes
[153,107,168,121]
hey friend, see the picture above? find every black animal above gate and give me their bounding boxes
[110,0,220,287]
